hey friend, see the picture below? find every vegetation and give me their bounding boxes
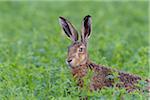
[0,1,149,99]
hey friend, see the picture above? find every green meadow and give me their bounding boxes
[0,1,149,99]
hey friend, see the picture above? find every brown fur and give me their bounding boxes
[59,15,149,93]
[71,61,143,92]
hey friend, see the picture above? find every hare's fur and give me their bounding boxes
[59,15,149,92]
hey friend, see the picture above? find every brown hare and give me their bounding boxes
[59,15,149,93]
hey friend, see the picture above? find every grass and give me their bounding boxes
[0,1,149,99]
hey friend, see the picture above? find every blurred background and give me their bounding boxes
[0,1,149,99]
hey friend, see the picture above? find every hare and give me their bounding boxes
[59,15,149,92]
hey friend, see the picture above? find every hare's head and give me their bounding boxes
[59,15,92,68]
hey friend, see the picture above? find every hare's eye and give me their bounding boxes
[79,48,83,52]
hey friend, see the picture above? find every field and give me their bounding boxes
[0,1,149,99]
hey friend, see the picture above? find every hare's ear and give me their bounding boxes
[81,15,92,44]
[59,17,78,42]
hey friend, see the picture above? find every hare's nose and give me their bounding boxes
[67,59,72,63]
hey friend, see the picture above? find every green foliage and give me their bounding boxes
[0,1,149,99]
